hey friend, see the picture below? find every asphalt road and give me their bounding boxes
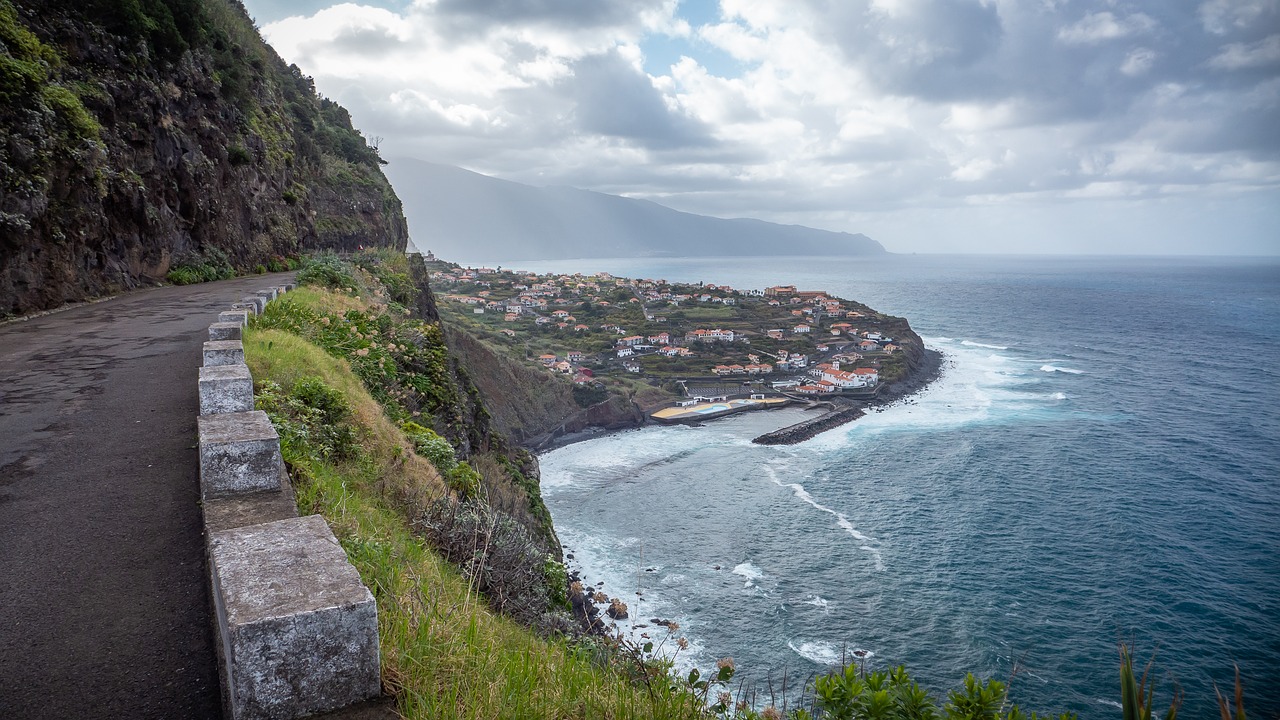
[0,274,293,719]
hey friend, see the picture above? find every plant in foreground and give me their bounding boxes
[1119,645,1181,720]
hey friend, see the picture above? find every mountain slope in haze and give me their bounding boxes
[384,159,886,262]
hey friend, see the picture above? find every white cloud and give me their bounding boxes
[1208,34,1280,70]
[1057,11,1157,45]
[246,0,1280,254]
[1121,47,1157,76]
[1198,0,1279,35]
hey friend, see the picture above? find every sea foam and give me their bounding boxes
[961,340,1010,350]
[788,640,874,667]
[1040,364,1083,374]
[732,562,765,587]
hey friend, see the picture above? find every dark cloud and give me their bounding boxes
[557,51,717,150]
[796,1,1280,162]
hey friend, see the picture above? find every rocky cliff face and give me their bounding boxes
[0,0,407,317]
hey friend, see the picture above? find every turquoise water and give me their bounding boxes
[530,255,1280,716]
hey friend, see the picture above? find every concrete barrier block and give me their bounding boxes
[219,310,250,327]
[204,340,245,367]
[255,288,278,304]
[232,300,259,315]
[203,466,297,534]
[284,283,296,292]
[198,411,283,497]
[199,365,254,415]
[209,322,243,341]
[243,296,267,314]
[209,515,380,720]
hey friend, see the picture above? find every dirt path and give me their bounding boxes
[0,274,292,719]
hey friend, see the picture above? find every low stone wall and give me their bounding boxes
[196,280,383,720]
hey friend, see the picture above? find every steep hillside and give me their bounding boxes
[0,0,407,316]
[384,159,886,262]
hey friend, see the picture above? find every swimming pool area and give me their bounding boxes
[651,397,790,421]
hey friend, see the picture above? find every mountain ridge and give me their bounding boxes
[384,159,886,262]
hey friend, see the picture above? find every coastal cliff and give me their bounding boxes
[0,0,406,317]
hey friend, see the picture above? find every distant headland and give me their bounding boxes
[426,259,940,447]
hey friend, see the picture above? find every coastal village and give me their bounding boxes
[426,260,920,423]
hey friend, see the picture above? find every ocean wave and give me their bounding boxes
[732,562,764,588]
[961,340,1010,350]
[804,594,831,613]
[1040,365,1083,374]
[788,640,874,667]
[1051,392,1068,400]
[763,467,885,570]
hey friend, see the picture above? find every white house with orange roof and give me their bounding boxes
[852,368,878,385]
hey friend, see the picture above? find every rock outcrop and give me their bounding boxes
[1,0,407,317]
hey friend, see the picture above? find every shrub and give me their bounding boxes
[444,462,481,499]
[297,252,356,290]
[256,376,360,461]
[166,248,236,285]
[165,266,202,285]
[228,144,251,165]
[414,497,573,635]
[401,420,457,472]
[354,247,417,305]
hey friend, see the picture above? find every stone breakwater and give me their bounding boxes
[752,403,866,445]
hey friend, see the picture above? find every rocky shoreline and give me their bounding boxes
[751,348,944,445]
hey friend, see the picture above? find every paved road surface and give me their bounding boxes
[0,274,292,719]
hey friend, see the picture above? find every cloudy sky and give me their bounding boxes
[245,0,1279,254]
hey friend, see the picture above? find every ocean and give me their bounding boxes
[515,254,1279,717]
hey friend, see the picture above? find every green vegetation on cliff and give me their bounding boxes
[0,0,406,316]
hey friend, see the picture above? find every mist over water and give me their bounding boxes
[533,255,1280,716]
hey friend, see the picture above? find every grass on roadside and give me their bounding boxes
[243,325,705,720]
